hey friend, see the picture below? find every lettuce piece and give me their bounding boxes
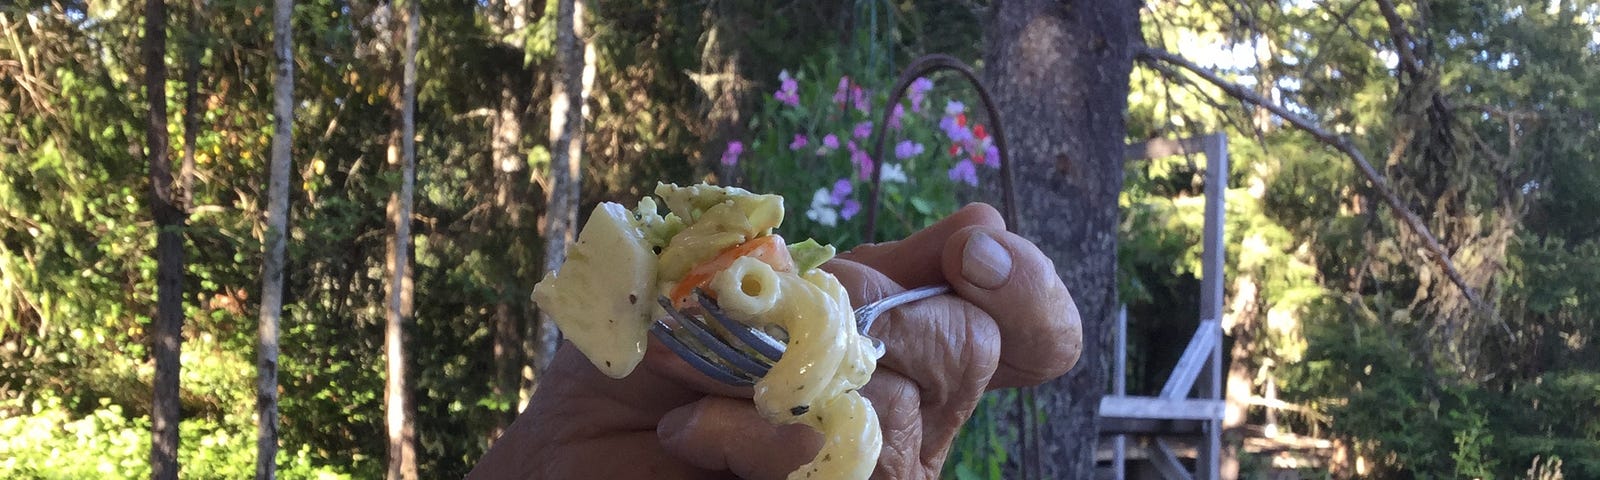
[787,238,836,272]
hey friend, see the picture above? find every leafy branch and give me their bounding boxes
[1134,45,1509,336]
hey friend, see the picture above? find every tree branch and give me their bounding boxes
[1135,45,1506,335]
[1374,0,1425,77]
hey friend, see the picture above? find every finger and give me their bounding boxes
[839,203,1004,285]
[823,259,1000,462]
[656,396,823,480]
[859,371,927,478]
[940,226,1082,388]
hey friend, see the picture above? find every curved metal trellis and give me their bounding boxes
[863,54,1018,241]
[861,54,1042,480]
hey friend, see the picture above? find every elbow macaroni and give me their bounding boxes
[711,260,883,479]
[533,183,881,480]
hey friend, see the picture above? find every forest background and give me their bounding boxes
[2,0,1597,478]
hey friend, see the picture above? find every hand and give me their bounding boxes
[467,203,1082,479]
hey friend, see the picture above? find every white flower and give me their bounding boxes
[806,188,839,227]
[880,163,908,184]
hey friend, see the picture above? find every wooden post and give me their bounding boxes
[1198,133,1228,479]
[1113,305,1128,480]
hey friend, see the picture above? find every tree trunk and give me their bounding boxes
[145,0,189,477]
[489,0,527,435]
[384,0,419,478]
[1221,274,1262,479]
[983,1,1137,478]
[256,0,293,477]
[537,0,585,375]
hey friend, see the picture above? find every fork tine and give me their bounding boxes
[657,296,772,377]
[648,320,753,386]
[695,290,787,362]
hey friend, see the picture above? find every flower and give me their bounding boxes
[830,178,852,204]
[945,99,966,116]
[852,148,874,180]
[888,104,905,130]
[833,76,851,105]
[939,115,972,144]
[852,85,870,113]
[853,121,874,140]
[789,134,809,151]
[909,78,934,112]
[822,134,840,150]
[839,199,862,220]
[880,163,908,183]
[894,140,925,160]
[721,141,744,166]
[984,144,1001,168]
[948,159,978,186]
[806,188,839,227]
[773,70,800,107]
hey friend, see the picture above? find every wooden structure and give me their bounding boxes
[1099,133,1229,479]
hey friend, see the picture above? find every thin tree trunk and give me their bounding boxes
[145,0,188,476]
[256,0,293,477]
[489,0,527,436]
[384,0,419,478]
[984,1,1137,478]
[537,0,585,375]
[1221,274,1262,479]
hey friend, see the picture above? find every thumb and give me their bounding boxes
[657,396,823,480]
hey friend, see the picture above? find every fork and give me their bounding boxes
[649,284,952,386]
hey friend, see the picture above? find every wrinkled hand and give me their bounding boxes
[467,204,1082,479]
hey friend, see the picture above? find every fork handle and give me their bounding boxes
[857,284,952,332]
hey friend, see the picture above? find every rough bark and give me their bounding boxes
[145,0,189,477]
[537,0,586,375]
[256,0,293,477]
[983,0,1137,478]
[383,0,419,478]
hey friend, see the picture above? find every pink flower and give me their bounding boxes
[852,86,870,113]
[822,134,839,150]
[789,134,809,151]
[833,76,851,105]
[889,104,905,130]
[851,148,874,180]
[948,159,977,186]
[721,141,743,166]
[839,199,862,220]
[853,121,874,140]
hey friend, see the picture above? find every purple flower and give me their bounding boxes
[830,178,852,204]
[789,134,809,151]
[852,86,870,113]
[721,141,744,166]
[945,100,966,116]
[895,140,925,159]
[853,121,874,140]
[888,104,905,130]
[909,78,934,112]
[852,148,875,180]
[984,144,1001,167]
[839,199,862,220]
[940,116,972,144]
[822,134,840,150]
[773,70,800,107]
[833,76,851,105]
[948,159,977,186]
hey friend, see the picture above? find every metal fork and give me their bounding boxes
[649,284,951,386]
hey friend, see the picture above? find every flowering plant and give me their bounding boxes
[731,59,1001,249]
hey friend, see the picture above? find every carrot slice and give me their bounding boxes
[669,235,793,308]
